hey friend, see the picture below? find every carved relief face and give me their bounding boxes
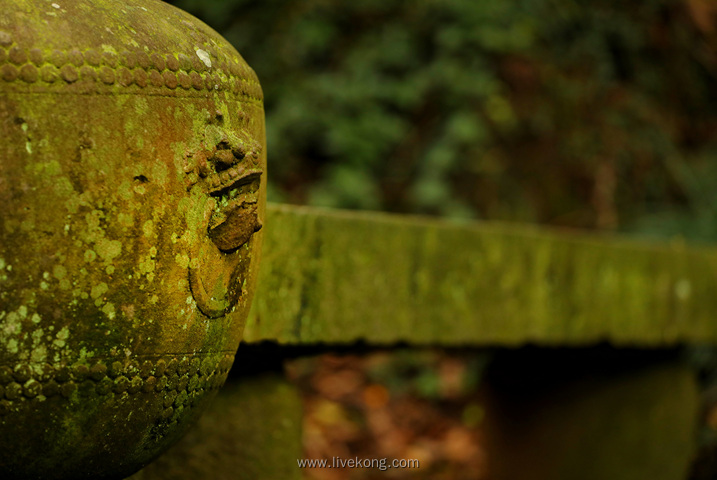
[184,112,263,318]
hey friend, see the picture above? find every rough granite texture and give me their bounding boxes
[246,204,717,346]
[0,1,266,478]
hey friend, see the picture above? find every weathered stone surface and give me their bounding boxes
[128,375,302,480]
[246,204,717,346]
[0,1,265,478]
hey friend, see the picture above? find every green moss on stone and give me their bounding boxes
[245,204,717,347]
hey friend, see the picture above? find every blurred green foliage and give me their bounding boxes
[168,0,717,240]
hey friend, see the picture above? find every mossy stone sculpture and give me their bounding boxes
[0,1,265,478]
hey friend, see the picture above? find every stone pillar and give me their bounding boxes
[481,349,698,480]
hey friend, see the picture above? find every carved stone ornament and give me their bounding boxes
[0,1,265,478]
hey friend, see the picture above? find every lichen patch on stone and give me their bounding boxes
[195,48,211,69]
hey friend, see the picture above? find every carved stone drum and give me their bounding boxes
[0,1,265,478]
